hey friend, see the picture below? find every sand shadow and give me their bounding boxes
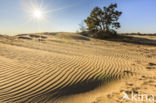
[27,79,106,102]
[44,33,57,36]
[53,79,102,98]
[71,35,90,41]
[104,35,156,46]
[41,36,47,39]
[149,63,156,66]
[18,36,32,40]
[36,70,134,102]
[29,34,40,38]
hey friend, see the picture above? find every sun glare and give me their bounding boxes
[33,9,43,19]
[21,0,51,22]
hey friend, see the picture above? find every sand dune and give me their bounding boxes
[0,33,155,103]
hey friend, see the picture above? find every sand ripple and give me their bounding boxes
[0,35,145,103]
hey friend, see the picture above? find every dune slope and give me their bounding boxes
[0,33,155,103]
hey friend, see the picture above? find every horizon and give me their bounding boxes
[0,0,156,35]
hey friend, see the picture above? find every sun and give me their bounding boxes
[33,9,43,19]
[22,0,50,22]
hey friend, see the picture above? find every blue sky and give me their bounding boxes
[0,0,156,35]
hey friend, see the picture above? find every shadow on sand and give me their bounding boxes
[53,79,102,98]
[104,35,156,46]
[71,35,90,41]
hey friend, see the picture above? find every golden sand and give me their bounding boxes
[0,33,155,103]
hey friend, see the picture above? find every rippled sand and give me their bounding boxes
[0,33,155,103]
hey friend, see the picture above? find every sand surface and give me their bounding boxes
[0,33,155,103]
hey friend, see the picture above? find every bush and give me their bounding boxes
[85,3,122,33]
[84,3,122,39]
[92,30,117,39]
